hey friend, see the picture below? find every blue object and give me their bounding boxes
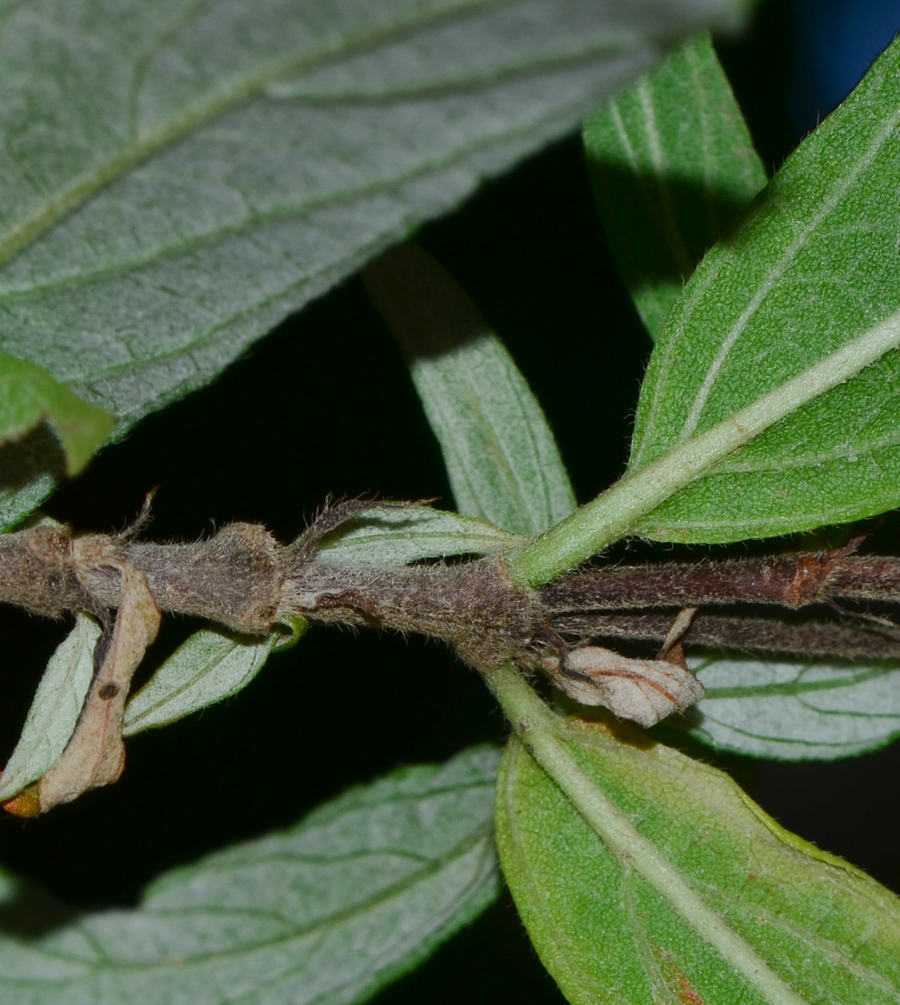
[791,0,900,136]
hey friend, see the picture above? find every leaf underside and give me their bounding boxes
[685,654,900,760]
[122,627,278,735]
[365,244,576,535]
[0,0,746,528]
[0,745,502,1005]
[0,615,99,802]
[313,502,523,565]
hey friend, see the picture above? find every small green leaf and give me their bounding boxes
[682,655,900,760]
[315,502,522,566]
[0,615,100,802]
[0,354,114,477]
[492,670,900,1005]
[628,35,900,543]
[584,32,766,339]
[0,745,502,1005]
[366,244,576,534]
[123,628,279,735]
[0,457,65,537]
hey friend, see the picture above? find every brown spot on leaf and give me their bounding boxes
[664,963,705,1005]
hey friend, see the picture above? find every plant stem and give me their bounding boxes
[504,305,900,587]
[483,662,806,1005]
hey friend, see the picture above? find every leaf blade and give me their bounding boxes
[0,745,502,1004]
[122,628,280,735]
[313,502,522,566]
[366,243,576,534]
[494,683,900,1005]
[584,32,767,340]
[627,35,900,543]
[683,654,900,760]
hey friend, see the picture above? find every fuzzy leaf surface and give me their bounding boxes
[625,36,900,543]
[0,615,100,801]
[314,503,522,566]
[681,655,900,760]
[0,0,748,523]
[123,628,279,735]
[366,244,576,534]
[0,745,501,1004]
[584,32,766,339]
[496,718,900,1005]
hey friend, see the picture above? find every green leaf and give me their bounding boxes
[366,244,576,534]
[0,0,749,528]
[0,473,59,536]
[627,35,900,543]
[506,35,900,585]
[0,354,114,475]
[0,615,100,802]
[315,503,522,567]
[491,666,900,1005]
[123,627,282,736]
[0,744,501,1004]
[681,655,900,760]
[584,32,766,339]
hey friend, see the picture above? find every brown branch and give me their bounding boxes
[6,504,900,813]
[4,516,900,665]
[550,608,900,661]
[539,549,900,611]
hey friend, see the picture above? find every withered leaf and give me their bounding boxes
[11,563,160,815]
[549,646,707,728]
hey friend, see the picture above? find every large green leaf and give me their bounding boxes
[491,665,900,1005]
[626,34,900,543]
[682,654,900,760]
[584,32,766,340]
[366,243,576,534]
[0,745,501,1005]
[0,0,748,523]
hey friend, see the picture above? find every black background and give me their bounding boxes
[1,1,898,1001]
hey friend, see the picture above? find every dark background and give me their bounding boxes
[1,1,899,1001]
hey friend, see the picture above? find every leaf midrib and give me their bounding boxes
[0,46,631,307]
[675,64,899,444]
[33,828,496,977]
